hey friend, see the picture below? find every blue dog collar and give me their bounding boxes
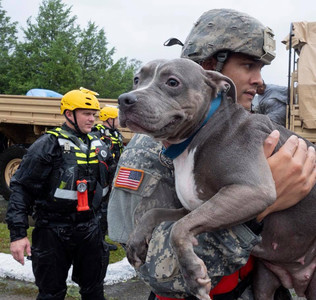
[162,94,221,160]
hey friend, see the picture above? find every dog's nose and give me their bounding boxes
[118,93,137,111]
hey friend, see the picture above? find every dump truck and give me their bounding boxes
[0,94,133,200]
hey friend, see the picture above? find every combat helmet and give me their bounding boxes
[180,9,276,70]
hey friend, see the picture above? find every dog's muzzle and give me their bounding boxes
[118,92,137,112]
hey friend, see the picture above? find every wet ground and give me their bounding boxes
[0,276,152,300]
[0,195,152,300]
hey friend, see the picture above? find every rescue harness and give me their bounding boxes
[95,124,124,160]
[46,127,109,213]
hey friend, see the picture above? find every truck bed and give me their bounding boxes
[0,94,133,143]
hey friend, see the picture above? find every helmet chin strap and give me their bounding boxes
[65,110,84,135]
[106,119,115,130]
[215,52,229,72]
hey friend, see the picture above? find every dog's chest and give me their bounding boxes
[173,147,205,211]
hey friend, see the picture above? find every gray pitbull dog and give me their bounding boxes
[118,58,316,300]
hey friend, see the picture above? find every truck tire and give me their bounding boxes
[0,145,27,201]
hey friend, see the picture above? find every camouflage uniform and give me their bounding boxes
[107,134,261,299]
[107,133,181,244]
[108,9,277,299]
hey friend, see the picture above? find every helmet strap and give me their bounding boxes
[215,52,229,72]
[65,110,84,135]
[106,119,115,130]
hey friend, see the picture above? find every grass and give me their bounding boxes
[0,223,126,264]
[0,222,127,299]
[105,235,126,264]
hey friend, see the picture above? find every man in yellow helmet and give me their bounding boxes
[6,87,113,300]
[93,105,124,164]
[92,106,124,251]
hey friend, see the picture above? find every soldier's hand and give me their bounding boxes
[258,131,316,221]
[10,237,31,265]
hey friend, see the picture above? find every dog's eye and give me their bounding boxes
[134,77,139,85]
[166,78,179,87]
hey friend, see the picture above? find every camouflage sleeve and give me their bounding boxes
[107,187,143,244]
[107,134,181,244]
[138,221,261,298]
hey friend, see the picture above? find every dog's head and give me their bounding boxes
[118,58,236,143]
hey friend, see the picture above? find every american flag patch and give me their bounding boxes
[114,167,144,190]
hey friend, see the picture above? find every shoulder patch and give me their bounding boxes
[114,167,144,190]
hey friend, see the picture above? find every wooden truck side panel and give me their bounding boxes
[0,95,133,145]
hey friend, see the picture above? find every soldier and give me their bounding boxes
[108,9,316,300]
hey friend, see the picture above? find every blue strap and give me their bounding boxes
[162,94,221,159]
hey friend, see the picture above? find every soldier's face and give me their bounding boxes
[221,53,264,111]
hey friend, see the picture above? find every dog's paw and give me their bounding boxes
[126,235,149,268]
[195,278,212,300]
[126,250,143,269]
[180,256,212,300]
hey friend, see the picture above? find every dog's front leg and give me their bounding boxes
[170,225,212,300]
[170,183,276,300]
[126,207,188,268]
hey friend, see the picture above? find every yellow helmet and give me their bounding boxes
[60,87,100,114]
[99,106,118,121]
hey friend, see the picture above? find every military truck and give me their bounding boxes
[284,21,316,142]
[1,22,315,201]
[0,94,133,200]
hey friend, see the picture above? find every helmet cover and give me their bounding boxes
[181,9,276,65]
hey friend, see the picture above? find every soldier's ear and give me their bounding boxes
[205,70,236,103]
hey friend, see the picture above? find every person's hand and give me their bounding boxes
[10,237,31,265]
[257,130,316,222]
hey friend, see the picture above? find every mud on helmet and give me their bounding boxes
[180,9,276,71]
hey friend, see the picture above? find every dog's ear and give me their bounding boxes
[205,70,237,103]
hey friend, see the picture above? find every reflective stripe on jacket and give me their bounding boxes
[94,124,124,160]
[47,127,110,208]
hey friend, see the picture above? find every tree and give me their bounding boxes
[77,22,141,98]
[0,0,18,93]
[6,0,140,97]
[8,0,81,94]
[77,21,114,92]
[98,57,141,98]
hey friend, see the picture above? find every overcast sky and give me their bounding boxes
[2,0,316,87]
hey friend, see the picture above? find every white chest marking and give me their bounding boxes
[173,147,204,211]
